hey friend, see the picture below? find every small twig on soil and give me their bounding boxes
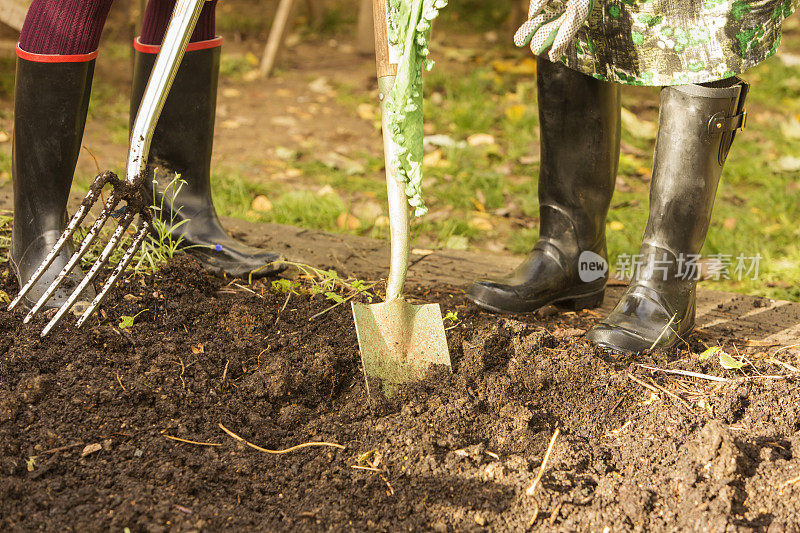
[636,364,729,383]
[730,374,789,381]
[233,283,264,299]
[772,342,800,358]
[769,356,800,374]
[610,393,627,414]
[733,345,762,376]
[526,428,560,526]
[178,357,186,390]
[627,373,692,410]
[649,314,677,351]
[550,501,563,526]
[163,435,222,447]
[218,423,345,454]
[275,292,292,325]
[221,360,229,387]
[82,145,102,175]
[783,474,800,487]
[527,428,560,497]
[115,372,127,391]
[41,442,84,455]
[351,465,383,472]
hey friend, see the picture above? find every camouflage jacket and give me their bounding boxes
[553,0,797,85]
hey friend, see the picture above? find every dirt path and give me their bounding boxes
[0,33,382,187]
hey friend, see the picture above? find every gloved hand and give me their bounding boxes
[514,0,594,62]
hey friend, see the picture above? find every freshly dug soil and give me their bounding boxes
[1,255,799,532]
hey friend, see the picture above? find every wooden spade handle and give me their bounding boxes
[372,0,398,78]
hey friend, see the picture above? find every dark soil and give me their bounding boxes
[1,255,799,532]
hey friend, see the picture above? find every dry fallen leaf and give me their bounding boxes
[308,77,333,95]
[192,344,205,354]
[251,195,273,213]
[352,201,382,222]
[285,168,303,179]
[467,133,496,147]
[608,221,625,231]
[775,156,800,172]
[357,103,377,121]
[81,443,102,458]
[220,119,241,130]
[445,235,469,250]
[469,217,494,232]
[241,70,260,82]
[621,107,657,140]
[491,57,537,75]
[317,185,337,196]
[319,152,365,175]
[423,149,444,168]
[505,105,527,122]
[274,147,297,161]
[337,213,361,231]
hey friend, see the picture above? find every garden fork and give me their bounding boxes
[8,0,208,336]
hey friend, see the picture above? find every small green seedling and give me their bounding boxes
[698,346,746,370]
[119,309,149,330]
[135,176,191,274]
[276,261,376,305]
[443,310,459,324]
[271,278,301,294]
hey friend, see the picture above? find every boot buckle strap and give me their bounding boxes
[708,110,747,135]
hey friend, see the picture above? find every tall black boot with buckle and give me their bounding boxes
[467,58,621,314]
[130,38,285,279]
[587,79,749,354]
[10,55,96,311]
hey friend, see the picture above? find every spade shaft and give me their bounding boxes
[378,74,409,302]
[351,0,450,398]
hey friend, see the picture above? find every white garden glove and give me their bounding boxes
[514,0,594,62]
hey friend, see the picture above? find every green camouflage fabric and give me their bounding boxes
[542,0,797,86]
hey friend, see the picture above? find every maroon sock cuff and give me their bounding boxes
[140,0,218,46]
[19,0,113,57]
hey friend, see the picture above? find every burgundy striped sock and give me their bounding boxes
[140,0,218,45]
[19,0,114,57]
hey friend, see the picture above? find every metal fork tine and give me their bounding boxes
[18,1,208,335]
[40,211,136,337]
[8,175,109,311]
[75,220,150,329]
[23,194,121,323]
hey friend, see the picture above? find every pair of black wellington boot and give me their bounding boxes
[468,59,748,354]
[10,44,285,312]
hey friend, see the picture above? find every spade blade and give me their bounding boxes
[352,299,451,397]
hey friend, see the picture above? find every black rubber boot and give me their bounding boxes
[467,58,621,314]
[131,42,285,279]
[10,57,96,312]
[587,78,749,354]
